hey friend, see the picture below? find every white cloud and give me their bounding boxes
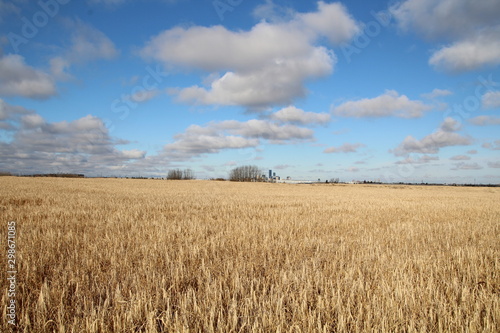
[450,155,471,161]
[488,161,500,168]
[296,1,361,44]
[65,19,118,63]
[164,119,314,159]
[396,155,439,164]
[140,2,360,109]
[391,0,500,72]
[252,0,295,22]
[323,142,364,153]
[421,88,452,99]
[21,114,45,129]
[482,91,500,109]
[390,0,500,40]
[468,115,500,126]
[429,27,500,72]
[451,162,483,170]
[121,149,146,159]
[0,101,145,175]
[174,49,333,109]
[274,164,291,170]
[270,106,330,125]
[332,90,432,118]
[392,117,472,156]
[49,57,73,81]
[0,98,32,130]
[218,119,314,142]
[0,55,57,99]
[482,140,500,150]
[440,117,462,132]
[47,20,119,80]
[129,89,161,103]
[165,132,259,157]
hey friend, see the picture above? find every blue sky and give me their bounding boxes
[0,0,499,182]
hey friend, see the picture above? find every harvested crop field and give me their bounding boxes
[1,177,499,332]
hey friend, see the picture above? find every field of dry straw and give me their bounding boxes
[1,176,499,332]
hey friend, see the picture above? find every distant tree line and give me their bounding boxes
[229,165,262,182]
[24,173,85,178]
[167,168,195,180]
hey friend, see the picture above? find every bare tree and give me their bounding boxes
[229,165,262,182]
[167,169,183,180]
[182,169,195,180]
[168,168,195,180]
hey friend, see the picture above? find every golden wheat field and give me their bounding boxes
[0,176,499,332]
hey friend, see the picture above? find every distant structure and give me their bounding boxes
[266,169,281,182]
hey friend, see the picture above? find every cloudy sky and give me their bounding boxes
[0,0,499,182]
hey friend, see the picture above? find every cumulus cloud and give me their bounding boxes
[468,115,500,126]
[140,2,360,109]
[0,55,57,99]
[488,161,500,168]
[332,90,432,118]
[391,0,500,40]
[0,100,145,175]
[129,89,161,103]
[46,20,119,81]
[482,140,500,150]
[21,114,45,129]
[252,0,295,22]
[429,27,500,72]
[450,155,471,161]
[440,117,462,132]
[66,19,119,64]
[0,21,118,100]
[274,164,291,170]
[395,155,439,164]
[421,88,452,99]
[392,117,472,156]
[219,119,313,142]
[296,1,361,44]
[391,0,500,72]
[164,119,314,159]
[270,106,330,125]
[482,91,500,109]
[0,98,33,130]
[451,162,483,170]
[323,142,365,153]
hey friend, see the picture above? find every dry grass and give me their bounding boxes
[1,177,499,332]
